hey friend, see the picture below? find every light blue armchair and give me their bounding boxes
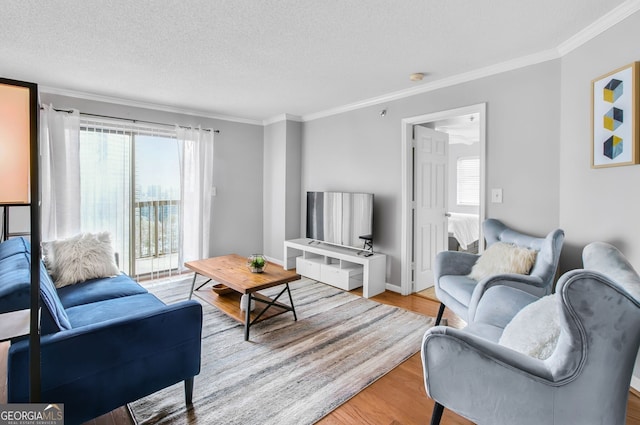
[422,241,640,425]
[433,218,564,325]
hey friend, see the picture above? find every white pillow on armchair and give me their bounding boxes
[499,294,560,360]
[468,242,537,281]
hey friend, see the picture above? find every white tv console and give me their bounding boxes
[283,238,387,298]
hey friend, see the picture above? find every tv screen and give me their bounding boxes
[306,191,373,250]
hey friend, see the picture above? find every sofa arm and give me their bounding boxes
[434,251,479,279]
[421,326,557,423]
[467,274,545,321]
[8,300,203,411]
[422,326,554,387]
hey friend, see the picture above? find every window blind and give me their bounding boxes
[456,156,480,206]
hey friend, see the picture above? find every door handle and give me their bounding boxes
[445,213,451,217]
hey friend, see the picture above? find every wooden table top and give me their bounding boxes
[184,254,300,294]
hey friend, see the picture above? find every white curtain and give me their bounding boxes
[78,119,132,274]
[177,126,214,265]
[39,105,81,241]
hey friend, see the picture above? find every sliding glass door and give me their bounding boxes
[133,134,181,277]
[79,120,180,279]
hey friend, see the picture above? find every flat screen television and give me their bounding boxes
[306,191,374,250]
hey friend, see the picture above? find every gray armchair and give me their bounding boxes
[433,218,564,325]
[422,241,640,425]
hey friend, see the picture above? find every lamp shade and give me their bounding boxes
[0,82,31,204]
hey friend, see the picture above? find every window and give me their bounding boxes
[456,156,480,206]
[79,119,180,278]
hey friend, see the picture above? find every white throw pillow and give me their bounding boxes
[43,232,120,288]
[468,242,537,281]
[499,294,560,360]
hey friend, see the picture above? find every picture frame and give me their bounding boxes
[591,62,640,168]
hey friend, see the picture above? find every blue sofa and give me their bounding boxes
[0,237,203,424]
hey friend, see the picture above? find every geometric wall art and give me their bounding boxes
[591,62,640,168]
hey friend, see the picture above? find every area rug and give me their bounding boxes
[129,276,434,425]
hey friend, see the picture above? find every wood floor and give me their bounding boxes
[2,287,640,424]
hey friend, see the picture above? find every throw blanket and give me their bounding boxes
[448,212,479,249]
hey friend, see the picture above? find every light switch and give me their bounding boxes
[491,188,503,203]
[211,186,217,197]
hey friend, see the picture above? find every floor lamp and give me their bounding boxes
[0,77,40,401]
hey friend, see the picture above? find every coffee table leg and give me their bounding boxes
[285,283,297,321]
[188,273,198,300]
[244,293,252,341]
[189,275,213,300]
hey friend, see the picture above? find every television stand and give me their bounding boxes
[283,238,386,298]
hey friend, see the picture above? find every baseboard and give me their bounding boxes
[631,376,640,393]
[266,256,283,267]
[385,283,401,294]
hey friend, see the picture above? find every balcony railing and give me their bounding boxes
[134,200,179,260]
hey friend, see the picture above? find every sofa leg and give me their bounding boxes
[434,303,446,326]
[184,377,194,405]
[430,402,444,425]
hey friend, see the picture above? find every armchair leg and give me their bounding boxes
[430,402,444,425]
[434,303,446,326]
[184,377,194,405]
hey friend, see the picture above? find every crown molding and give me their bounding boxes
[39,85,263,126]
[302,48,560,122]
[558,0,640,56]
[263,113,303,126]
[38,1,640,126]
[303,0,640,122]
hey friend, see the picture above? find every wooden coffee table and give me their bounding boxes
[185,254,301,341]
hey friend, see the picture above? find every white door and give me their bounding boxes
[414,126,449,291]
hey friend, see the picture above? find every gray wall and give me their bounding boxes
[263,120,287,259]
[39,93,265,258]
[263,119,302,261]
[558,11,640,382]
[0,205,30,239]
[284,120,302,242]
[302,60,561,287]
[559,11,640,271]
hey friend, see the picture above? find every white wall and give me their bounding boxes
[39,93,265,258]
[302,60,562,287]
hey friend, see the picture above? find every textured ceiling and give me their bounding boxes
[0,0,633,122]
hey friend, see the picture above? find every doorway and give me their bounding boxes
[400,103,486,295]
